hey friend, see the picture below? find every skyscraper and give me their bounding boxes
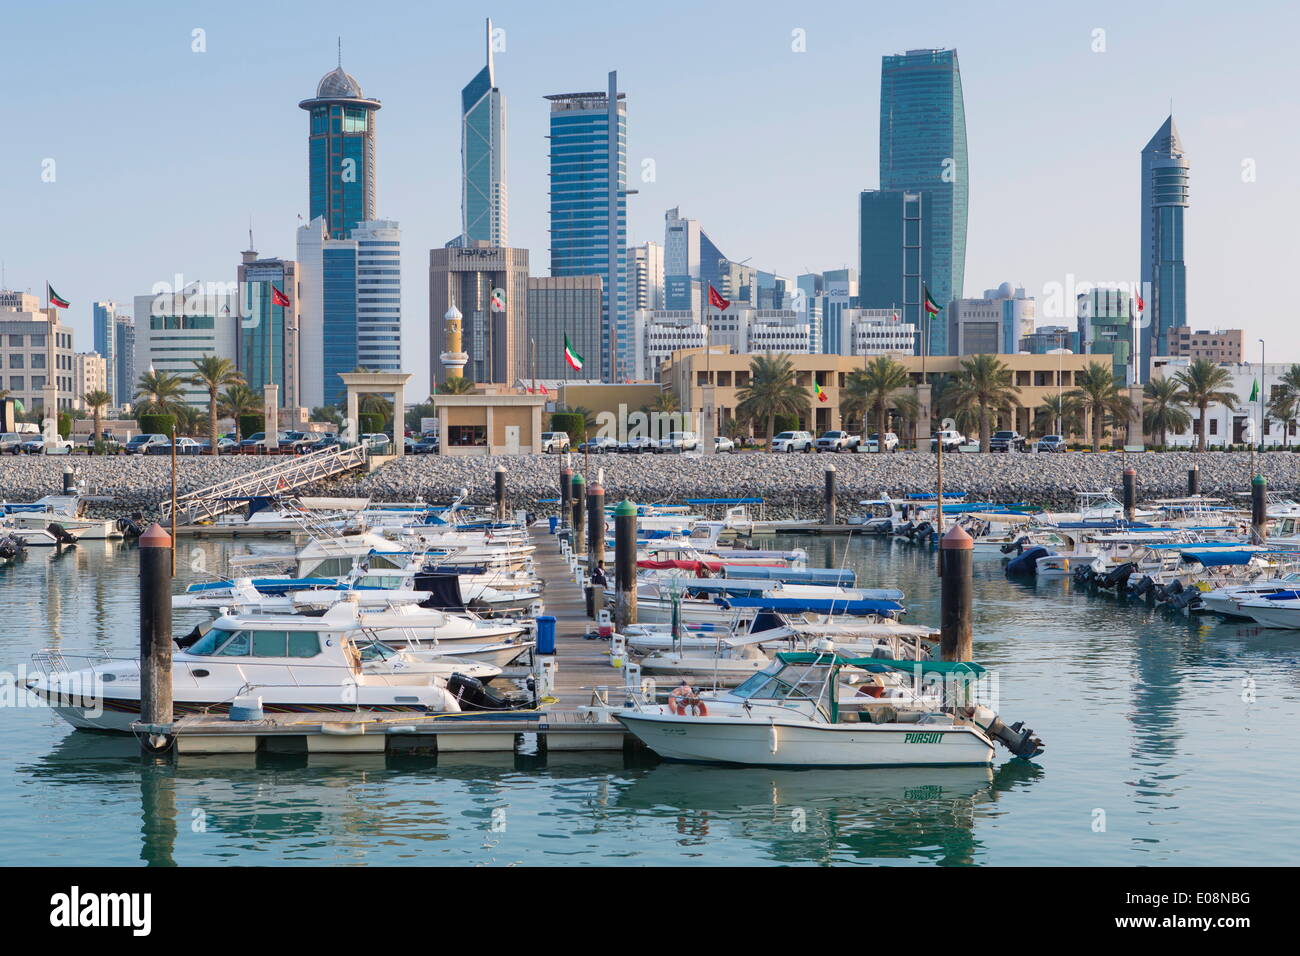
[299,60,381,239]
[860,188,928,350]
[1140,115,1189,381]
[237,246,300,408]
[867,48,968,356]
[428,242,528,385]
[546,76,627,381]
[92,300,118,403]
[663,207,728,311]
[114,315,134,407]
[461,18,508,246]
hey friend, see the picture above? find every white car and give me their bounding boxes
[930,429,967,452]
[713,436,735,453]
[657,431,699,453]
[539,432,571,454]
[860,432,899,452]
[770,430,814,453]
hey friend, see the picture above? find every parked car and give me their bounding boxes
[147,437,203,455]
[657,431,699,453]
[713,435,735,453]
[1,432,29,454]
[539,431,571,454]
[578,436,619,454]
[770,430,815,453]
[930,429,967,452]
[361,433,391,452]
[125,433,170,455]
[618,435,657,454]
[990,430,1028,453]
[815,430,860,453]
[277,431,318,454]
[304,432,343,452]
[1034,434,1068,453]
[409,435,440,455]
[79,432,123,451]
[861,432,899,453]
[21,435,73,454]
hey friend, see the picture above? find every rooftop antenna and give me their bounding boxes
[337,37,342,68]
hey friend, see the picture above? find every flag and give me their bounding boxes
[540,384,549,395]
[1250,379,1260,403]
[891,311,900,323]
[708,285,730,311]
[564,334,584,372]
[271,285,291,308]
[922,286,941,315]
[490,287,506,312]
[1136,293,1145,314]
[47,283,69,309]
[813,382,828,403]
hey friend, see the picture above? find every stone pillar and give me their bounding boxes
[916,383,932,450]
[262,383,279,452]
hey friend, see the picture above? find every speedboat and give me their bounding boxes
[2,495,122,540]
[1201,573,1300,618]
[615,649,1044,767]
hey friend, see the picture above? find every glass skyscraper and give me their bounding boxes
[237,252,299,408]
[546,76,627,381]
[92,300,118,402]
[1140,115,1189,382]
[869,48,968,356]
[462,18,508,246]
[299,64,381,240]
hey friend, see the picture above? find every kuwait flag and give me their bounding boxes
[47,283,69,309]
[922,286,941,316]
[813,382,828,403]
[564,334,584,372]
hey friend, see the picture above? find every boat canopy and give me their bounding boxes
[723,566,856,586]
[185,577,339,594]
[1179,549,1264,566]
[774,650,986,676]
[717,596,904,615]
[684,498,763,505]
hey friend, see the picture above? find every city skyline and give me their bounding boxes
[3,1,1297,396]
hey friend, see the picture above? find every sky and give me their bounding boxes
[2,0,1297,397]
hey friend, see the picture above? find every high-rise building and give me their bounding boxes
[1021,325,1078,354]
[630,241,665,311]
[299,61,382,239]
[296,216,403,407]
[1140,115,1189,381]
[528,276,603,381]
[1168,328,1242,364]
[92,300,119,403]
[237,246,300,408]
[133,284,237,408]
[429,243,529,385]
[663,208,729,311]
[1077,287,1136,385]
[461,18,508,247]
[869,48,968,355]
[546,78,627,381]
[114,315,135,407]
[0,297,76,415]
[949,283,1035,355]
[859,189,927,350]
[837,309,917,356]
[74,352,107,408]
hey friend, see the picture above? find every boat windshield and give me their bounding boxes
[731,661,834,703]
[355,638,397,662]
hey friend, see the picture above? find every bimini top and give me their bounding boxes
[774,650,987,676]
[717,596,905,615]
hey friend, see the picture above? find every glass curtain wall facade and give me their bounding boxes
[92,300,117,403]
[462,19,508,246]
[1140,116,1189,381]
[321,246,358,405]
[300,67,381,239]
[114,317,134,406]
[353,221,402,374]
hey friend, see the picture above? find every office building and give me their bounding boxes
[352,220,402,375]
[837,309,917,356]
[429,242,528,385]
[1077,287,1136,385]
[1151,357,1290,447]
[546,79,627,381]
[1168,328,1243,364]
[949,283,1035,355]
[1021,325,1078,354]
[526,276,602,382]
[663,207,729,311]
[74,352,107,408]
[237,247,300,408]
[859,188,928,352]
[460,18,508,246]
[133,283,237,408]
[299,61,382,239]
[92,300,120,404]
[114,315,135,407]
[0,297,76,414]
[630,241,665,311]
[1139,115,1189,380]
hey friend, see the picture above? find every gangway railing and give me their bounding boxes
[160,445,369,524]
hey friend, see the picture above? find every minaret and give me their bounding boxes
[440,306,468,379]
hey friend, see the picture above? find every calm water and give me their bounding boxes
[1,533,1295,866]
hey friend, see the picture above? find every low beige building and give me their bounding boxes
[659,347,1132,442]
[431,388,549,455]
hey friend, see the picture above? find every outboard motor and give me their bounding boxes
[46,522,77,546]
[446,673,530,711]
[116,513,146,539]
[1005,545,1050,577]
[0,534,26,561]
[1132,575,1156,600]
[965,705,1045,760]
[913,520,933,544]
[1106,562,1137,594]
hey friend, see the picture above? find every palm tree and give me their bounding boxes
[722,416,749,446]
[81,390,113,454]
[648,390,680,414]
[1174,359,1239,451]
[1036,393,1082,439]
[932,374,979,439]
[310,404,344,427]
[188,356,244,455]
[1067,362,1129,451]
[1143,377,1192,449]
[735,353,805,445]
[133,369,187,417]
[1267,364,1300,449]
[842,356,911,453]
[944,355,1020,452]
[438,377,475,395]
[219,384,261,440]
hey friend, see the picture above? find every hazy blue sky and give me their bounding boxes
[2,0,1296,395]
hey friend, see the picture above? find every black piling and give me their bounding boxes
[940,525,973,663]
[1252,474,1268,543]
[823,464,837,526]
[138,524,173,751]
[614,498,638,629]
[1122,466,1137,524]
[1188,465,1200,496]
[586,478,606,617]
[571,473,586,558]
[494,464,507,522]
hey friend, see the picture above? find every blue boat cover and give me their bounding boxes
[716,596,904,615]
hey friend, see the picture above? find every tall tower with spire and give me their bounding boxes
[1139,115,1189,381]
[461,18,508,246]
[299,50,382,239]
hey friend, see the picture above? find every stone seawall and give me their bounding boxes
[1,451,1292,521]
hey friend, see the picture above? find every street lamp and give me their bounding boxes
[1259,338,1266,453]
[1047,347,1073,436]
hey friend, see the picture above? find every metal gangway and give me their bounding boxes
[160,445,370,524]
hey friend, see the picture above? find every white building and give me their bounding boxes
[133,283,237,408]
[1151,356,1298,448]
[949,282,1036,356]
[837,308,917,356]
[352,220,402,375]
[634,307,812,380]
[633,310,705,380]
[630,241,665,311]
[74,352,108,408]
[0,297,76,415]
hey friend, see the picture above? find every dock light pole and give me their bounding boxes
[138,524,173,752]
[1122,466,1138,525]
[823,463,837,526]
[560,460,573,529]
[169,422,177,574]
[614,499,638,629]
[1252,474,1268,544]
[587,476,606,618]
[940,525,973,662]
[571,473,586,558]
[494,464,507,522]
[1188,464,1200,496]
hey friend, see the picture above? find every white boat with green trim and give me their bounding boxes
[615,650,1043,768]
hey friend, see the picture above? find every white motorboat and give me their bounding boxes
[1201,573,1300,618]
[0,522,82,546]
[1235,593,1300,628]
[615,649,1043,768]
[2,495,122,540]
